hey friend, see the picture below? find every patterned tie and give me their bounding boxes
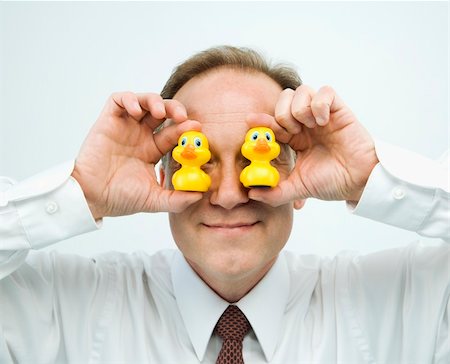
[214,305,251,364]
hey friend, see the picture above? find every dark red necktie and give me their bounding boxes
[214,305,251,364]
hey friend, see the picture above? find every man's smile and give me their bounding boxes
[201,221,260,235]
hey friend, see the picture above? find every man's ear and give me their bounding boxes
[293,199,306,210]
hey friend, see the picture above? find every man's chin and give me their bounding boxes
[189,251,276,282]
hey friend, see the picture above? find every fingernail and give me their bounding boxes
[315,116,326,126]
[155,103,166,117]
[249,194,263,202]
[176,106,187,118]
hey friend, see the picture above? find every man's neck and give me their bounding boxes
[186,257,277,303]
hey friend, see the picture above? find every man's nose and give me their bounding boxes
[209,162,249,209]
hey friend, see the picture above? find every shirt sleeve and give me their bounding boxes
[340,241,450,363]
[350,141,449,242]
[0,161,100,280]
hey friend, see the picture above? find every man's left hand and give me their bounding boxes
[246,85,379,207]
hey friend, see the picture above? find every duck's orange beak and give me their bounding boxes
[181,144,197,160]
[253,138,270,153]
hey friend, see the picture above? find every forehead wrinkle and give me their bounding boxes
[188,111,248,124]
[187,107,275,122]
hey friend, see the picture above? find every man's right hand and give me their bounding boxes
[71,92,203,220]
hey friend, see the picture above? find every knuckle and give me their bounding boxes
[110,91,122,101]
[146,92,162,104]
[295,84,313,94]
[154,92,164,101]
[122,91,135,99]
[281,88,295,96]
[310,100,328,110]
[320,85,334,94]
[295,85,304,93]
[109,91,135,109]
[291,108,309,121]
[164,98,177,105]
[116,91,136,105]
[275,110,291,125]
[166,98,183,109]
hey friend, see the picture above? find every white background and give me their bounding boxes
[0,1,448,258]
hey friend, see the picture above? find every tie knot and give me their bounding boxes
[215,305,251,341]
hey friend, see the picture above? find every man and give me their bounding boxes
[0,46,448,363]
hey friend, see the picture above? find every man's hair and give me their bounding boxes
[159,45,301,170]
[161,45,302,99]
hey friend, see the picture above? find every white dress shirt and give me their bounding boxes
[0,141,449,364]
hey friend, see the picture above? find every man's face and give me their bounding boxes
[162,68,294,286]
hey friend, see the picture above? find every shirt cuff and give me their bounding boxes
[349,141,449,240]
[4,161,100,249]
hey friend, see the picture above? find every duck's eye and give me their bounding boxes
[181,137,187,146]
[194,137,202,148]
[265,132,272,142]
[251,131,259,141]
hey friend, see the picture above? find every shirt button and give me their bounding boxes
[46,201,59,214]
[392,187,405,200]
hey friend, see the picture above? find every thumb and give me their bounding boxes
[145,189,203,213]
[248,181,299,207]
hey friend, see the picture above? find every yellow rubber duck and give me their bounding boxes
[240,127,280,188]
[172,131,211,192]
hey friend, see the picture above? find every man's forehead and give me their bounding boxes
[173,69,281,118]
[186,111,265,124]
[183,93,276,116]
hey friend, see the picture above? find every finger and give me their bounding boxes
[310,86,337,126]
[152,119,202,157]
[111,92,144,120]
[291,85,317,128]
[275,88,302,134]
[248,180,297,207]
[136,93,166,120]
[246,113,292,144]
[146,188,203,213]
[163,99,188,123]
[133,93,167,130]
[141,99,188,131]
[166,191,204,213]
[310,86,332,126]
[311,85,347,126]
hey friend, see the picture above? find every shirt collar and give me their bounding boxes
[171,251,289,362]
[235,253,289,361]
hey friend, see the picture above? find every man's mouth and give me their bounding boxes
[202,221,259,233]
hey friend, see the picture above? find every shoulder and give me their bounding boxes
[283,241,450,297]
[11,249,178,289]
[285,240,449,274]
[93,249,178,270]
